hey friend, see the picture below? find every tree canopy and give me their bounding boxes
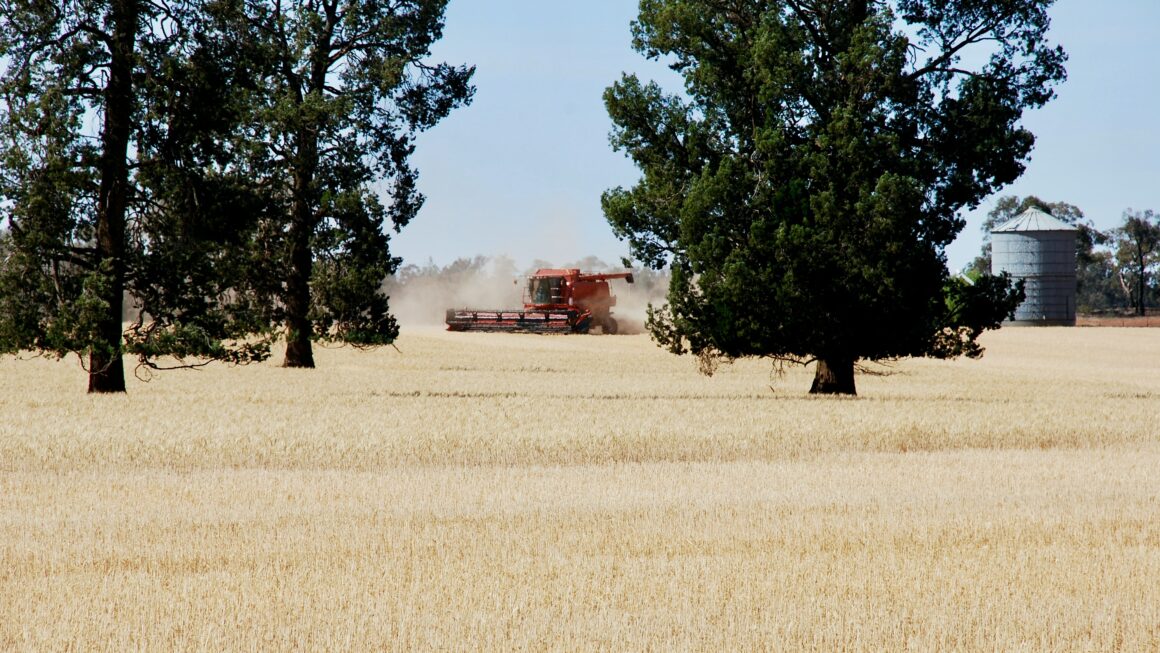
[1113,209,1160,316]
[603,0,1065,394]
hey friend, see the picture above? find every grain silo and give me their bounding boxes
[991,207,1077,325]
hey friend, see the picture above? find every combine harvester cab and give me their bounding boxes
[445,268,634,334]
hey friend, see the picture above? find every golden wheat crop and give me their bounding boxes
[2,327,1159,651]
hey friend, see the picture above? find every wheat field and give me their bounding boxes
[2,327,1159,651]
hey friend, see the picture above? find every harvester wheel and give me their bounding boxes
[573,314,592,334]
[602,317,618,335]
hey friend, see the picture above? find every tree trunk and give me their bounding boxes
[282,197,315,368]
[281,21,337,369]
[88,0,138,394]
[87,329,126,393]
[810,357,856,396]
[281,117,320,369]
[1138,255,1147,317]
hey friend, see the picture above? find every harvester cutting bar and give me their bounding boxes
[444,308,591,333]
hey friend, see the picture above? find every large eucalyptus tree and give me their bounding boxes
[604,0,1065,394]
[239,0,474,368]
[0,0,271,393]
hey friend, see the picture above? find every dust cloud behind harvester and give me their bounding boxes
[383,256,670,333]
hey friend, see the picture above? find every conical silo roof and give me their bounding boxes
[992,207,1077,233]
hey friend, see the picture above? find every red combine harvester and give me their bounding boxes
[445,268,634,334]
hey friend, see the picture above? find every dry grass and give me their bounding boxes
[2,327,1159,650]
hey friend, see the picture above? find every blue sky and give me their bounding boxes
[395,0,1160,273]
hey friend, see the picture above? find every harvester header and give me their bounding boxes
[445,268,634,334]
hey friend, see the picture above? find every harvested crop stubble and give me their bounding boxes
[2,327,1159,650]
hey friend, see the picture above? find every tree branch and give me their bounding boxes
[907,12,1015,81]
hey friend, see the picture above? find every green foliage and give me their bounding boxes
[605,0,1066,389]
[0,250,117,359]
[936,273,1024,358]
[308,190,401,346]
[1112,209,1160,315]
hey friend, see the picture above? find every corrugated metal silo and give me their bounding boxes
[991,207,1077,325]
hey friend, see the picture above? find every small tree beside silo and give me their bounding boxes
[603,0,1066,395]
